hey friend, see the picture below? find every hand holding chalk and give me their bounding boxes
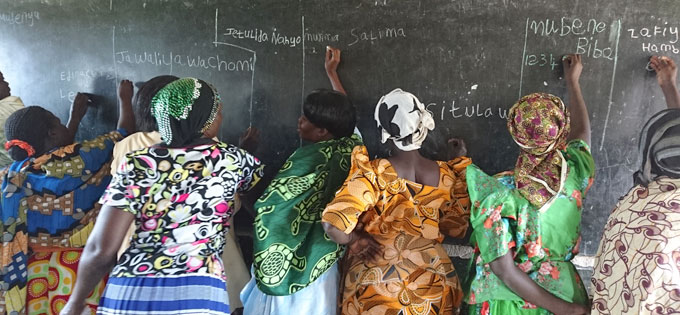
[563,54,583,85]
[649,56,678,89]
[118,79,134,104]
[325,46,342,75]
[70,92,91,122]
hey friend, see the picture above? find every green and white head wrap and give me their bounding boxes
[150,77,221,145]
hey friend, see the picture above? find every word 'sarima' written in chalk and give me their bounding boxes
[114,50,254,72]
[348,27,406,46]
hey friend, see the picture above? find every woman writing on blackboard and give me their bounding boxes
[465,54,592,315]
[240,47,362,315]
[590,56,680,314]
[1,86,134,314]
[321,88,472,314]
[60,77,264,315]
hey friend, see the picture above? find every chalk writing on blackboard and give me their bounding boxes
[628,23,680,54]
[0,11,39,26]
[348,27,406,46]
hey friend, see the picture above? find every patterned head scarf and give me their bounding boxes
[374,88,435,151]
[634,109,680,187]
[508,93,570,207]
[151,77,221,147]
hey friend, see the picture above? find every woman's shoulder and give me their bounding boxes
[350,145,397,178]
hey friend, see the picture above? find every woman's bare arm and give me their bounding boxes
[489,253,589,315]
[564,54,591,146]
[650,56,680,109]
[325,46,346,95]
[60,205,134,315]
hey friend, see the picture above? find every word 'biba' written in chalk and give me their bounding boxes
[526,17,617,62]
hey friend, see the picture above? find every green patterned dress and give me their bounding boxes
[466,140,595,314]
[251,134,361,294]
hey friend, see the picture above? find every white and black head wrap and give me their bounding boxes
[634,109,680,187]
[374,88,435,151]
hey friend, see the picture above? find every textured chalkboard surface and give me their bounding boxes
[1,0,678,255]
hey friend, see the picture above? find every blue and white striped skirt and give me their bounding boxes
[97,274,230,315]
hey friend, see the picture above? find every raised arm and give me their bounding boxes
[59,205,134,315]
[489,253,589,315]
[66,93,90,141]
[117,79,136,134]
[325,46,346,95]
[650,55,680,109]
[564,54,590,146]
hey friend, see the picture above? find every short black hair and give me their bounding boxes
[302,89,356,138]
[134,75,179,132]
[4,106,55,161]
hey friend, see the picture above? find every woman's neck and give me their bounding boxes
[388,149,428,164]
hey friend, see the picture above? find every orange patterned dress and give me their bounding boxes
[322,146,471,315]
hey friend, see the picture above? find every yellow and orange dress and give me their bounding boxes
[322,146,471,315]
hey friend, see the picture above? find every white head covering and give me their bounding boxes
[374,88,435,151]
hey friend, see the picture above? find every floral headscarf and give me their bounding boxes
[508,93,570,207]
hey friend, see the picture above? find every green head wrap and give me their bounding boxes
[151,77,220,145]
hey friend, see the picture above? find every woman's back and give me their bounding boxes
[101,142,263,278]
[466,139,594,307]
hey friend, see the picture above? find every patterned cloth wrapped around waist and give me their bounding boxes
[349,233,456,287]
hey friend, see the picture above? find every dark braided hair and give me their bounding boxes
[4,106,54,161]
[133,75,179,132]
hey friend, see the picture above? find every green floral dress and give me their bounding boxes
[466,140,595,314]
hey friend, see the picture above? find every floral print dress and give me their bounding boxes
[322,146,471,315]
[97,142,263,314]
[466,140,595,314]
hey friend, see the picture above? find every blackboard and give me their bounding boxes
[1,0,677,258]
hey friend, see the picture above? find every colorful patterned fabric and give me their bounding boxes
[0,130,125,314]
[322,146,471,315]
[508,93,570,207]
[99,142,263,279]
[252,134,362,296]
[591,177,680,314]
[469,300,552,315]
[466,140,594,314]
[0,96,25,168]
[27,249,107,315]
[374,88,435,151]
[98,274,230,315]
